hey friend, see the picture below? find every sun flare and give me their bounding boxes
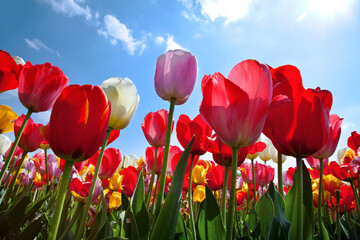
[308,0,352,17]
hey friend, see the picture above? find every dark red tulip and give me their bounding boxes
[44,85,110,162]
[176,114,212,155]
[18,62,68,112]
[145,146,164,175]
[207,164,225,191]
[120,166,140,197]
[263,65,330,158]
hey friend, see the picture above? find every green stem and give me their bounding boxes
[222,165,230,227]
[318,159,324,238]
[188,154,197,240]
[150,175,160,221]
[48,160,74,240]
[335,189,341,240]
[251,158,257,206]
[226,146,239,240]
[146,146,158,208]
[1,151,28,209]
[59,202,84,240]
[75,127,112,240]
[153,97,175,222]
[45,149,49,189]
[296,156,303,240]
[277,152,284,197]
[0,109,32,184]
[350,181,360,220]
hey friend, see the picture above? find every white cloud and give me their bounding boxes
[98,14,146,55]
[40,0,92,21]
[199,0,252,24]
[165,35,186,51]
[296,11,309,22]
[179,0,252,24]
[24,38,61,57]
[154,36,165,45]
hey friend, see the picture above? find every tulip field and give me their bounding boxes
[1,48,360,240]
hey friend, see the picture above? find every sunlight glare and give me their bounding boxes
[308,0,351,17]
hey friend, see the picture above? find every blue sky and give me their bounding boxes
[1,0,359,171]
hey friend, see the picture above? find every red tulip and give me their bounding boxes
[207,164,225,191]
[154,49,197,105]
[120,166,140,197]
[141,109,172,147]
[70,177,102,203]
[44,85,110,162]
[255,163,274,187]
[0,50,23,92]
[202,134,263,167]
[88,148,122,180]
[263,65,330,158]
[329,159,360,182]
[169,146,199,174]
[313,114,343,160]
[18,62,69,112]
[200,59,272,148]
[306,156,329,171]
[283,167,296,187]
[14,115,43,152]
[348,131,360,153]
[145,146,164,175]
[176,114,212,155]
[107,130,120,145]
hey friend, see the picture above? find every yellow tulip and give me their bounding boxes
[109,191,122,209]
[192,164,207,185]
[109,171,123,191]
[193,185,206,203]
[0,105,18,134]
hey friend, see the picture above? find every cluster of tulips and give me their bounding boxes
[0,48,360,240]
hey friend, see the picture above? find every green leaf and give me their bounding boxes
[245,205,257,231]
[151,137,194,240]
[201,184,225,240]
[131,171,150,240]
[255,192,275,239]
[96,217,113,240]
[17,214,48,240]
[267,217,286,240]
[0,192,30,236]
[23,193,50,224]
[88,191,108,240]
[121,191,130,211]
[285,161,314,240]
[267,182,290,234]
[319,221,330,240]
[123,207,140,240]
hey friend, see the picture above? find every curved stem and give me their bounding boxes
[0,109,32,184]
[222,165,230,227]
[350,181,360,220]
[188,154,197,240]
[146,146,158,208]
[153,97,175,222]
[48,160,74,240]
[45,149,49,189]
[296,156,303,240]
[75,127,112,240]
[318,159,324,238]
[226,146,239,240]
[58,203,84,240]
[277,152,284,197]
[335,189,341,240]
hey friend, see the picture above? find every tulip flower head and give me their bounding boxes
[100,77,139,130]
[193,185,206,203]
[155,49,197,105]
[44,84,110,162]
[18,62,69,112]
[0,105,18,134]
[200,59,272,148]
[141,109,171,147]
[14,115,44,152]
[0,50,23,93]
[0,134,11,155]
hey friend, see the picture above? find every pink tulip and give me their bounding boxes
[200,59,272,148]
[154,49,197,105]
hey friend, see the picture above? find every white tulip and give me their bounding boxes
[100,77,140,130]
[270,144,286,163]
[0,134,11,155]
